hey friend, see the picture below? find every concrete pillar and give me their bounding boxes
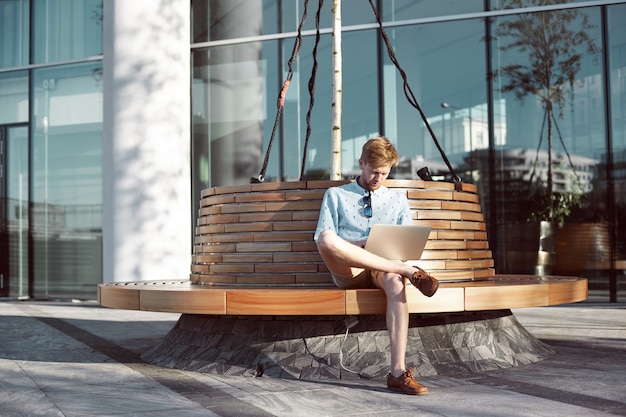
[102,0,191,282]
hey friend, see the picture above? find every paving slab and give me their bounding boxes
[0,300,624,417]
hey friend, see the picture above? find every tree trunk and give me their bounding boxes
[330,0,342,180]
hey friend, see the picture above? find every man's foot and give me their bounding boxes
[387,368,428,395]
[410,267,439,297]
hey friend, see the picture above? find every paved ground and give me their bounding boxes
[0,300,624,417]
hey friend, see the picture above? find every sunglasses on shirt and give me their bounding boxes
[363,191,372,218]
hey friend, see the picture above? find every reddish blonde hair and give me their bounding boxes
[360,136,399,167]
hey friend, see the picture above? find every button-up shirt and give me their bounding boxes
[314,178,412,243]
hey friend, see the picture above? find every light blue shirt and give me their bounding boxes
[314,179,412,243]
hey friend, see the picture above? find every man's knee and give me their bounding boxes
[378,272,405,292]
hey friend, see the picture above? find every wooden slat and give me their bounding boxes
[549,277,588,305]
[266,201,322,211]
[141,288,226,314]
[417,210,463,220]
[273,221,318,231]
[286,190,326,200]
[465,282,549,310]
[192,254,223,263]
[201,194,235,206]
[255,263,319,274]
[273,252,323,262]
[235,192,286,202]
[441,201,481,212]
[224,223,273,233]
[293,211,321,221]
[236,242,292,252]
[98,285,139,310]
[236,275,297,285]
[194,243,237,253]
[252,232,313,242]
[211,233,255,243]
[213,184,253,194]
[226,289,346,315]
[238,211,293,222]
[410,200,442,210]
[210,264,255,273]
[221,203,267,214]
[197,214,239,227]
[222,253,274,263]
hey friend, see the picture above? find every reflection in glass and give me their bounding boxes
[385,19,487,184]
[492,5,608,294]
[608,4,626,301]
[0,71,29,124]
[192,0,277,43]
[31,62,102,298]
[0,0,29,68]
[383,0,483,21]
[32,0,102,64]
[5,126,29,298]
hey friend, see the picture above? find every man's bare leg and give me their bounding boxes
[374,271,409,376]
[316,229,417,278]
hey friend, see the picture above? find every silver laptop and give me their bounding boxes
[364,224,431,261]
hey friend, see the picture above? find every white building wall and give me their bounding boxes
[102,0,191,282]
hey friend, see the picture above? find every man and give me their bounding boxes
[314,136,439,395]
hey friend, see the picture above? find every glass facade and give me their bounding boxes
[0,1,102,299]
[192,0,626,302]
[1,1,625,301]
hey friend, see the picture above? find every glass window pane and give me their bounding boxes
[31,62,103,298]
[193,0,278,43]
[384,0,484,20]
[0,0,29,68]
[32,0,103,64]
[0,71,29,124]
[382,19,488,183]
[491,6,606,287]
[192,42,267,188]
[6,126,29,298]
[491,0,595,9]
[192,27,380,190]
[284,30,379,180]
[281,0,375,33]
[609,3,626,301]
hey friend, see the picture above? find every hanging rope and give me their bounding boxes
[252,0,311,183]
[299,0,324,180]
[367,0,462,189]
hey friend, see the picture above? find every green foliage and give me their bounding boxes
[525,189,583,228]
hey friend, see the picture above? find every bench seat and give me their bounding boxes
[98,274,587,315]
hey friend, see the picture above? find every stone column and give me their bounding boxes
[102,0,191,282]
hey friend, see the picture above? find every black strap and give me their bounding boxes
[368,0,462,189]
[299,0,324,180]
[252,0,311,183]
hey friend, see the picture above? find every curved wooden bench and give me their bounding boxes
[98,179,587,312]
[97,179,587,380]
[98,275,587,314]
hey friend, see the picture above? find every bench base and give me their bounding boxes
[141,309,554,380]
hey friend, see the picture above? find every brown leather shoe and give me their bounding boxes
[387,368,428,395]
[410,267,439,297]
